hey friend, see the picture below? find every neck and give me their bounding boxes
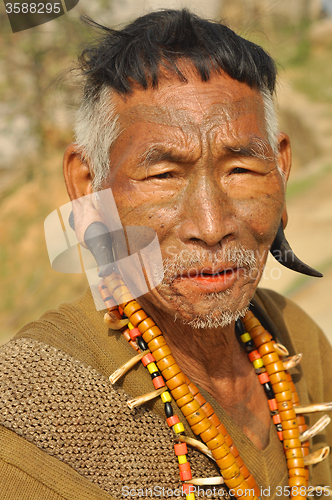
[137,296,271,450]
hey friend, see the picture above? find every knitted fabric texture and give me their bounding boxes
[0,338,228,499]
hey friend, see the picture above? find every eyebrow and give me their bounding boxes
[225,137,275,162]
[137,145,194,170]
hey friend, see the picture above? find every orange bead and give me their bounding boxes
[258,341,275,357]
[270,372,288,385]
[224,434,233,447]
[216,423,228,436]
[129,309,148,326]
[235,455,244,468]
[191,417,211,436]
[283,429,300,440]
[122,329,131,342]
[244,317,260,331]
[201,402,214,418]
[166,372,187,391]
[282,419,298,430]
[225,472,244,489]
[262,352,279,366]
[104,299,118,310]
[298,425,307,433]
[245,474,256,490]
[113,285,130,302]
[123,300,141,317]
[230,445,240,458]
[138,317,156,334]
[265,360,284,375]
[181,400,201,417]
[118,292,134,306]
[194,392,206,406]
[292,393,300,405]
[278,400,293,412]
[275,390,293,403]
[296,416,306,425]
[152,345,171,361]
[287,458,305,469]
[143,326,163,343]
[239,464,250,479]
[249,325,265,339]
[222,461,240,479]
[171,383,190,400]
[272,381,290,394]
[284,439,301,449]
[186,410,206,426]
[285,448,303,459]
[253,331,273,347]
[162,363,181,381]
[288,477,307,487]
[157,354,176,372]
[211,443,229,459]
[176,392,194,408]
[148,336,167,352]
[288,381,297,393]
[206,433,226,450]
[188,382,199,396]
[215,452,235,470]
[200,424,219,443]
[208,413,221,427]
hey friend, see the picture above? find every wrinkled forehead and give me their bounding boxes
[113,73,266,133]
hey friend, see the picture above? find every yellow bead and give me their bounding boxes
[186,494,195,500]
[173,422,185,434]
[160,391,172,403]
[147,362,158,374]
[253,358,264,369]
[128,322,134,330]
[178,455,187,464]
[240,333,251,343]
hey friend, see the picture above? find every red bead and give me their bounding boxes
[141,353,156,366]
[174,443,188,455]
[180,470,192,481]
[258,372,270,384]
[179,462,191,472]
[153,376,165,389]
[273,414,281,424]
[182,484,193,495]
[166,415,180,427]
[268,399,277,411]
[248,350,261,362]
[129,328,141,340]
[277,431,284,441]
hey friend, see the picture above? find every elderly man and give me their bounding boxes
[0,9,331,500]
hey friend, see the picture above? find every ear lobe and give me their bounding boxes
[281,207,288,230]
[277,132,292,183]
[63,144,103,247]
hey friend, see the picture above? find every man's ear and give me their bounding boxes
[277,131,292,184]
[63,144,102,247]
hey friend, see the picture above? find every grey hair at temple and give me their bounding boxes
[73,9,280,191]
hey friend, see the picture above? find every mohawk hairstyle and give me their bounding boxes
[78,9,277,99]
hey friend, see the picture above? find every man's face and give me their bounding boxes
[102,70,288,327]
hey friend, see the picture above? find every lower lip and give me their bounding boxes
[176,269,241,292]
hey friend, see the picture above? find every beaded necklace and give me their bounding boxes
[99,272,310,500]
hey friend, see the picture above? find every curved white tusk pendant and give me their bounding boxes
[273,343,289,357]
[303,446,330,465]
[299,415,331,442]
[109,350,150,384]
[127,387,167,409]
[104,312,129,330]
[177,435,214,460]
[295,402,332,415]
[283,354,302,370]
[184,477,224,486]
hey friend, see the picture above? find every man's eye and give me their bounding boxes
[231,167,249,174]
[153,172,172,179]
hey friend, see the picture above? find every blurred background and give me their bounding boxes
[0,0,331,345]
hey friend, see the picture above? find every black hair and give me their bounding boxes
[78,9,276,98]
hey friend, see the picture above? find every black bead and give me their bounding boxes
[150,371,161,379]
[263,382,275,400]
[137,336,148,351]
[122,313,128,319]
[235,319,245,336]
[244,340,255,353]
[276,423,283,432]
[164,402,173,418]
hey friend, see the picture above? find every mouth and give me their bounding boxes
[173,266,243,292]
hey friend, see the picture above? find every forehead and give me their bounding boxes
[113,71,266,132]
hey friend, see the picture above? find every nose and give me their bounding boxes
[177,174,238,249]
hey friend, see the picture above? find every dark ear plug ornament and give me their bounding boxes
[270,221,323,278]
[69,211,114,278]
